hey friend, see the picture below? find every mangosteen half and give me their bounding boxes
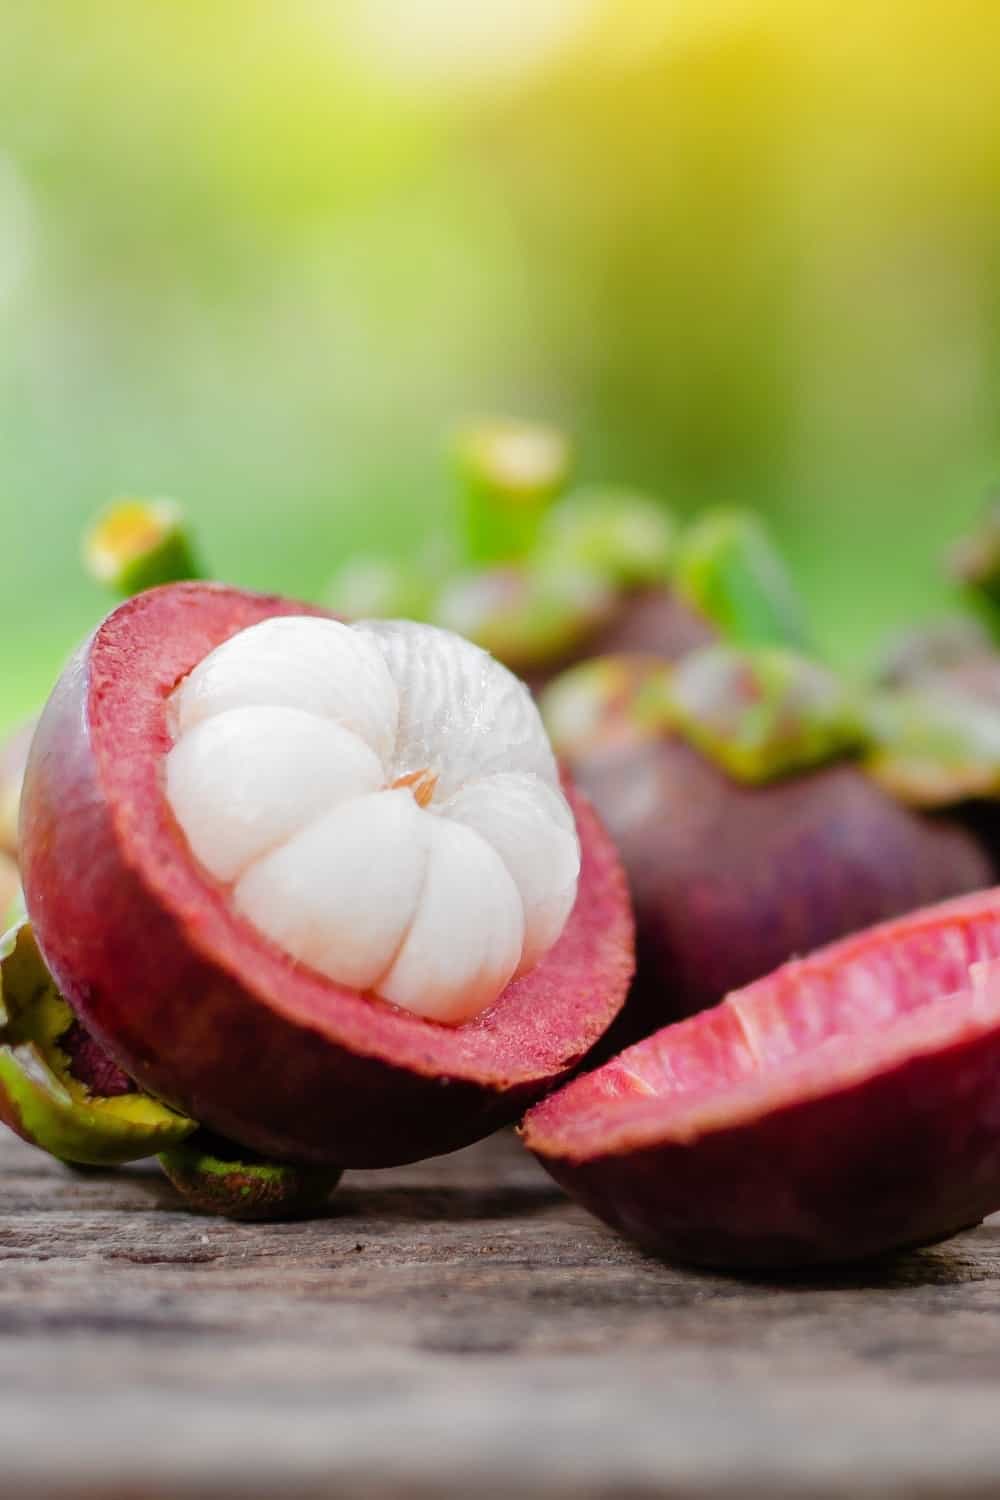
[522,887,1000,1267]
[18,583,634,1169]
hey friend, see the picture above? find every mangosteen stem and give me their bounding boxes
[452,419,573,563]
[83,497,202,598]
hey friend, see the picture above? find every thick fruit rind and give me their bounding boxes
[0,922,195,1165]
[21,583,633,1168]
[523,889,1000,1268]
[158,1134,341,1220]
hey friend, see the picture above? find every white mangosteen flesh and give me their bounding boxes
[165,618,580,1024]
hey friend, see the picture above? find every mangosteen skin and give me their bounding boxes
[529,1024,1000,1268]
[524,890,1000,1268]
[522,588,715,697]
[588,587,717,664]
[574,737,994,1036]
[19,584,634,1168]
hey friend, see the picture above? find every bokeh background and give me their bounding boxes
[2,0,1000,726]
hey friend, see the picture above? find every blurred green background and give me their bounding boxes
[2,0,1000,727]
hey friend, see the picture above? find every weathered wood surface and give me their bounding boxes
[3,1127,1000,1500]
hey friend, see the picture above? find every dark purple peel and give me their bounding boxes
[523,889,1000,1268]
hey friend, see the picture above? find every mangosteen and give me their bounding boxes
[540,645,994,1037]
[522,888,1000,1268]
[433,502,808,688]
[17,583,633,1169]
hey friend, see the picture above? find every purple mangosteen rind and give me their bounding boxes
[522,888,1000,1268]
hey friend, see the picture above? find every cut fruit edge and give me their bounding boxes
[522,887,1000,1162]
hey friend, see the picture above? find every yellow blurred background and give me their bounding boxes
[2,0,1000,722]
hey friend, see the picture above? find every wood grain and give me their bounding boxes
[2,1127,1000,1498]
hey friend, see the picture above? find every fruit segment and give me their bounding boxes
[523,889,1000,1266]
[165,615,578,1024]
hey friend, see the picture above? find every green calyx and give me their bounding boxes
[158,1133,341,1220]
[542,644,861,784]
[949,500,1000,617]
[671,509,809,650]
[665,644,863,782]
[454,419,573,563]
[540,655,674,759]
[864,685,1000,807]
[0,922,195,1166]
[84,497,201,597]
[434,559,614,672]
[538,486,675,588]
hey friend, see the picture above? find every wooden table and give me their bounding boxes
[2,1126,1000,1499]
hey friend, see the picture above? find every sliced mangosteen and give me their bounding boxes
[540,645,995,1034]
[0,921,194,1165]
[522,888,1000,1268]
[19,583,633,1169]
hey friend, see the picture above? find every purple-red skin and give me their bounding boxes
[19,583,634,1168]
[523,889,1000,1267]
[572,736,994,1037]
[588,587,717,662]
[523,588,716,696]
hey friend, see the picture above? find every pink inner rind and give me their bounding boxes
[523,889,1000,1160]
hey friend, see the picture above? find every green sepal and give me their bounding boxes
[84,497,201,597]
[0,921,196,1165]
[949,500,1000,625]
[158,1132,342,1220]
[671,509,808,649]
[538,486,675,589]
[539,655,675,759]
[864,685,1000,807]
[453,419,572,563]
[664,644,863,783]
[434,559,614,672]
